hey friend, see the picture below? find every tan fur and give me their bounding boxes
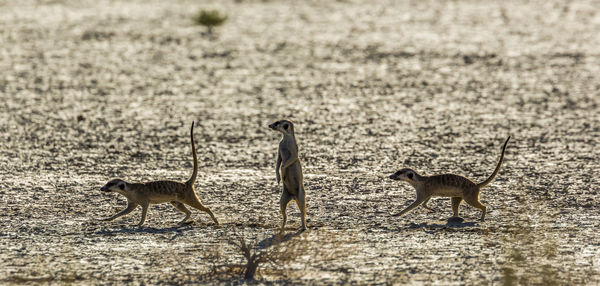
[389,136,510,221]
[269,119,307,230]
[100,122,219,226]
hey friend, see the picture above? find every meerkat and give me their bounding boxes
[389,136,510,221]
[268,119,307,231]
[100,121,219,226]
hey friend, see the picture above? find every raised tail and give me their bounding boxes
[185,121,199,187]
[477,136,511,188]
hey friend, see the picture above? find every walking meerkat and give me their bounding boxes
[389,136,510,221]
[269,119,307,231]
[100,121,219,226]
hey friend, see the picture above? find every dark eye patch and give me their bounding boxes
[408,173,413,179]
[283,123,289,130]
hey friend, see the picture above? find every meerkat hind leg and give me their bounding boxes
[171,201,192,225]
[451,197,463,217]
[185,197,219,225]
[295,188,307,230]
[446,197,465,223]
[463,195,487,221]
[280,190,292,230]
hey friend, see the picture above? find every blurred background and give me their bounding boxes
[0,0,598,284]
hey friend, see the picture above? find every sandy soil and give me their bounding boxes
[1,0,599,284]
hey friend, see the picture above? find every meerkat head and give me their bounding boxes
[389,168,419,182]
[268,120,295,136]
[101,179,128,194]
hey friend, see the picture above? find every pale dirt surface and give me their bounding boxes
[1,0,599,284]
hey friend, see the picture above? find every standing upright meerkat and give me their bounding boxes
[268,119,307,231]
[389,136,510,221]
[100,121,219,226]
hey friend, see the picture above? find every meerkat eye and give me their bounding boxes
[118,184,125,190]
[407,173,413,179]
[283,123,289,130]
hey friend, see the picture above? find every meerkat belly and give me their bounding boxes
[283,162,302,195]
[148,198,171,204]
[432,186,464,197]
[145,191,185,204]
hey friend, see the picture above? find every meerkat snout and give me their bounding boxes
[100,179,126,192]
[269,120,292,135]
[389,168,415,181]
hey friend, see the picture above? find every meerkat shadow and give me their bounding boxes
[444,218,479,228]
[447,216,465,224]
[256,230,304,250]
[405,218,479,230]
[94,224,194,236]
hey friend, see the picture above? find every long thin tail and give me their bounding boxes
[477,136,511,188]
[186,121,198,187]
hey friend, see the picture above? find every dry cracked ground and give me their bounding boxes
[1,0,599,284]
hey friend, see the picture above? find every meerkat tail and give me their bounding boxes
[477,136,511,188]
[185,121,199,187]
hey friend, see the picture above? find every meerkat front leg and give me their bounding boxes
[393,193,431,217]
[451,197,463,217]
[136,201,149,226]
[280,156,299,182]
[281,156,299,170]
[296,187,307,231]
[421,197,434,211]
[276,153,282,184]
[103,202,138,221]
